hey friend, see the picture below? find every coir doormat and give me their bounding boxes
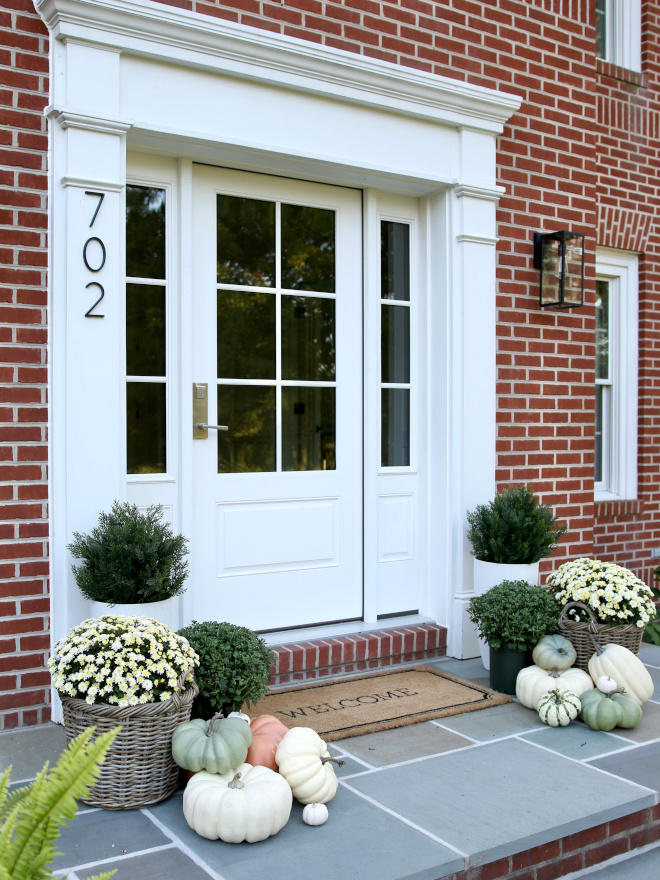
[248,666,512,741]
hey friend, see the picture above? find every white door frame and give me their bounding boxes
[37,0,522,722]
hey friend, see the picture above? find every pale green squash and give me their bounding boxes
[172,714,253,774]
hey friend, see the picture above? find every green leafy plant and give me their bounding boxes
[0,726,119,880]
[177,620,275,717]
[466,485,567,564]
[467,579,560,652]
[68,501,189,604]
[644,571,660,645]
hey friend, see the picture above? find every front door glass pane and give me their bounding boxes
[282,387,336,471]
[127,382,166,474]
[281,204,335,292]
[217,385,276,473]
[381,304,410,384]
[281,296,335,381]
[381,388,410,467]
[217,195,275,286]
[126,284,165,377]
[126,186,165,280]
[381,221,410,301]
[217,290,276,380]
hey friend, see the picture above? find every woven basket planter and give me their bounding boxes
[61,672,198,810]
[558,601,643,671]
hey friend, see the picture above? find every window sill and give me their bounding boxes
[596,58,647,88]
[594,498,642,519]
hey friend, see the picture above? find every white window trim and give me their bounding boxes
[595,249,638,501]
[600,0,642,73]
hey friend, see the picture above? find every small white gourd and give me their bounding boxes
[302,802,329,826]
[596,675,618,695]
[228,711,251,723]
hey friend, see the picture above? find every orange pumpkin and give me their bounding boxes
[246,715,289,772]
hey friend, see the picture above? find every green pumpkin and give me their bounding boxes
[579,689,642,731]
[172,714,253,774]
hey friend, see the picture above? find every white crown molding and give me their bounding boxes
[60,175,124,191]
[453,182,505,201]
[34,0,521,134]
[456,234,498,246]
[46,106,133,135]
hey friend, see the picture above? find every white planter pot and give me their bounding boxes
[90,598,177,631]
[472,559,540,671]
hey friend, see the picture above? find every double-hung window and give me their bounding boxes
[595,250,638,500]
[596,0,641,72]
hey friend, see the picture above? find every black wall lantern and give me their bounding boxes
[533,231,585,309]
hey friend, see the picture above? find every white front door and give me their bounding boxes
[190,166,363,631]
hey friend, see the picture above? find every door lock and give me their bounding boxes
[193,383,228,439]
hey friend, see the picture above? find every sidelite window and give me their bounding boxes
[381,220,411,467]
[125,185,167,474]
[595,251,638,500]
[216,195,336,473]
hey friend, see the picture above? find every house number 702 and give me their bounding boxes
[83,191,106,318]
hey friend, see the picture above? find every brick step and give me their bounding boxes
[441,805,660,880]
[267,623,447,687]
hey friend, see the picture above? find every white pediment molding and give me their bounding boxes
[35,0,521,134]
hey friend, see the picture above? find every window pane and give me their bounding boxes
[126,284,165,377]
[381,304,410,384]
[382,388,410,467]
[281,204,335,292]
[126,186,165,280]
[127,382,166,474]
[217,385,275,473]
[596,280,609,381]
[381,221,410,301]
[217,195,275,286]
[596,0,606,59]
[282,387,335,471]
[595,384,603,484]
[217,290,275,380]
[281,296,335,381]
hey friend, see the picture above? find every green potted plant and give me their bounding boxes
[467,579,560,694]
[68,501,189,629]
[467,484,567,669]
[177,620,275,718]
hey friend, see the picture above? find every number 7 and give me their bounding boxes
[84,191,105,228]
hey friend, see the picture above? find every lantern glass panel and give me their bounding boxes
[563,234,584,305]
[541,237,562,306]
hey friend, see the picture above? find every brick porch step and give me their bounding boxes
[267,623,447,688]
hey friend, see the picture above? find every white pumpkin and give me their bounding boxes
[302,802,329,826]
[588,643,654,707]
[532,634,577,672]
[275,727,344,805]
[516,664,593,710]
[228,710,251,724]
[596,675,618,695]
[183,764,292,843]
[537,688,581,727]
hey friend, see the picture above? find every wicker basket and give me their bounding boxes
[558,601,644,671]
[61,671,198,810]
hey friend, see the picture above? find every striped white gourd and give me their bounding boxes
[537,688,581,727]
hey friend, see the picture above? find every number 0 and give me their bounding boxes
[83,237,106,273]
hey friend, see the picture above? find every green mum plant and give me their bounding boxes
[467,580,560,652]
[547,557,656,629]
[467,485,567,564]
[67,501,189,605]
[0,726,119,880]
[177,620,275,717]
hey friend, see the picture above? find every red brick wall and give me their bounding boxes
[2,0,659,728]
[0,0,50,730]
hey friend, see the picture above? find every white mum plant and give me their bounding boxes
[49,615,199,707]
[546,558,656,628]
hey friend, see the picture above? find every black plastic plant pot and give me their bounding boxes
[489,645,532,695]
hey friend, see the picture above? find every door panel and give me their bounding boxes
[191,166,363,631]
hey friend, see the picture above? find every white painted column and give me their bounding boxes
[47,39,131,718]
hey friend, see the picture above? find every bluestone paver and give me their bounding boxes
[74,846,213,880]
[0,723,67,781]
[588,740,660,792]
[434,700,545,741]
[338,721,474,767]
[519,723,629,760]
[572,843,660,880]
[343,737,656,865]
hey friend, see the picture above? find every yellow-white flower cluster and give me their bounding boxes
[546,557,656,628]
[48,615,199,707]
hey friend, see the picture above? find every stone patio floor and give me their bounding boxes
[1,649,659,880]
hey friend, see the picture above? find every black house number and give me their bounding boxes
[83,191,106,317]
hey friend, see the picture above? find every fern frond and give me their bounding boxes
[0,725,119,880]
